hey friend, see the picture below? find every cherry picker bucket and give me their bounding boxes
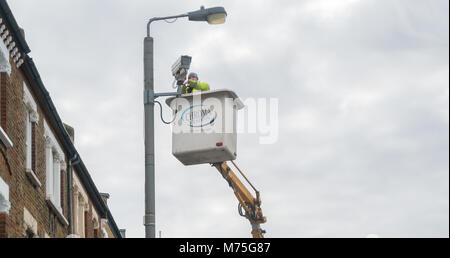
[166,89,244,166]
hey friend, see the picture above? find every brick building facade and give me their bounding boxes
[0,0,122,238]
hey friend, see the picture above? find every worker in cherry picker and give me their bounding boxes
[182,72,210,94]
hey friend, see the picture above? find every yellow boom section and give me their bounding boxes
[213,161,267,238]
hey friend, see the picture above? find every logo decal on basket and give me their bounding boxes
[181,105,217,128]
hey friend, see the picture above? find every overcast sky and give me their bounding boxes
[8,0,449,238]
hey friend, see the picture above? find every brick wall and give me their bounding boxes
[0,213,7,238]
[0,55,71,238]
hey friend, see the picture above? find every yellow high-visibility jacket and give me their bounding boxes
[182,80,210,94]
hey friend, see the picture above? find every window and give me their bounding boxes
[25,111,32,168]
[0,31,12,148]
[76,195,85,237]
[60,171,64,213]
[73,184,89,237]
[23,84,40,187]
[45,137,63,209]
[0,73,12,148]
[48,213,56,237]
[32,123,36,171]
[44,120,68,227]
[0,72,6,127]
[84,211,89,238]
[93,218,100,238]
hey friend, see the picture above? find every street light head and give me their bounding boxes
[188,6,227,24]
[207,12,227,25]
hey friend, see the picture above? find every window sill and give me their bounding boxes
[0,126,13,148]
[46,197,69,227]
[26,169,42,188]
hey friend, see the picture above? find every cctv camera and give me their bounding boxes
[172,55,192,85]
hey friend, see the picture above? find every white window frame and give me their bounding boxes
[44,119,68,226]
[0,35,12,148]
[75,193,88,238]
[72,177,89,238]
[0,73,12,148]
[0,33,11,211]
[23,83,41,187]
[0,176,10,215]
[23,207,39,238]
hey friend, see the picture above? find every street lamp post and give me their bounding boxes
[143,6,227,238]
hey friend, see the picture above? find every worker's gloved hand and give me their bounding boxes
[188,79,198,88]
[183,80,197,88]
[182,79,209,94]
[182,80,196,94]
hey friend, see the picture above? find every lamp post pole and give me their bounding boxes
[143,7,227,238]
[143,34,156,239]
[144,14,189,239]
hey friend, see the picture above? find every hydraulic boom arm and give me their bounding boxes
[213,161,267,238]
